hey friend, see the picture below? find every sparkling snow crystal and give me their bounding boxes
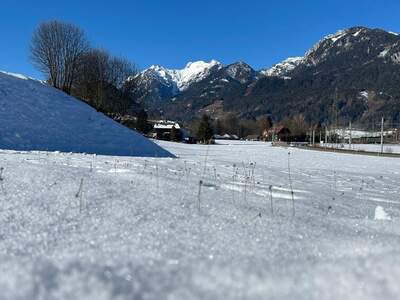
[374,206,391,221]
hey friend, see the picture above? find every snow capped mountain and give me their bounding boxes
[260,27,400,80]
[133,60,260,105]
[174,60,222,90]
[132,60,223,105]
[259,27,400,80]
[261,57,304,78]
[304,27,400,66]
[139,60,222,92]
[0,71,173,157]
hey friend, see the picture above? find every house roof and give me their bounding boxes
[154,122,181,130]
[214,134,240,140]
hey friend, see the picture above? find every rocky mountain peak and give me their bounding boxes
[225,61,256,83]
[304,26,400,66]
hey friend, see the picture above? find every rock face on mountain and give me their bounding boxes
[135,27,400,125]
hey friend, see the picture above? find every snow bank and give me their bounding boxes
[0,71,174,157]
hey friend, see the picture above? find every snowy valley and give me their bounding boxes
[1,12,400,300]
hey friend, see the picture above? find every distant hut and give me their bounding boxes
[153,121,182,141]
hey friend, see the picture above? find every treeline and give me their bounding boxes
[30,20,139,116]
[190,113,274,140]
[192,112,319,142]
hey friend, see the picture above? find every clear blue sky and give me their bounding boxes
[1,0,399,78]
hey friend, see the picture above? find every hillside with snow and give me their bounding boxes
[0,71,173,157]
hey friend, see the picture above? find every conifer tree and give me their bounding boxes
[170,125,180,142]
[197,114,214,144]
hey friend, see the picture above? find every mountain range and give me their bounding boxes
[132,26,400,126]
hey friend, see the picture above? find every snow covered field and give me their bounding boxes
[1,141,400,299]
[323,143,400,154]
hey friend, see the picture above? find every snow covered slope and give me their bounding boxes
[0,71,173,157]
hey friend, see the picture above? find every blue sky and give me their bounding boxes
[1,0,399,78]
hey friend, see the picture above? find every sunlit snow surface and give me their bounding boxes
[1,141,400,299]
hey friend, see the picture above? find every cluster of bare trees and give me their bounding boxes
[282,114,309,137]
[30,21,89,94]
[73,49,137,114]
[30,20,137,115]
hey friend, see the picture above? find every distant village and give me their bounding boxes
[145,119,288,144]
[133,118,400,147]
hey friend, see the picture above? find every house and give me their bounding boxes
[152,120,195,143]
[213,134,240,140]
[263,125,291,142]
[153,121,182,141]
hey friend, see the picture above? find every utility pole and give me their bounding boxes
[349,121,352,150]
[325,126,328,145]
[380,117,384,154]
[312,128,315,146]
[319,130,322,145]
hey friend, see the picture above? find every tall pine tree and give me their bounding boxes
[197,114,214,144]
[170,125,180,142]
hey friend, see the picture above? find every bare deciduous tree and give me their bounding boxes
[257,115,273,134]
[73,49,138,114]
[30,20,89,94]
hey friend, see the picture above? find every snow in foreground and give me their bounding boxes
[0,71,173,158]
[1,141,400,299]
